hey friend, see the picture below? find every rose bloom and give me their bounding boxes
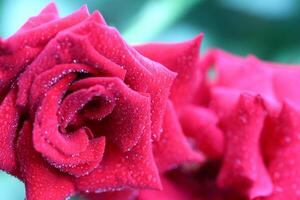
[135,46,300,200]
[0,3,201,200]
[1,3,300,200]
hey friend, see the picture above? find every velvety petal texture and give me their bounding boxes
[137,45,300,200]
[2,3,300,200]
[179,105,224,159]
[198,48,300,200]
[258,101,300,200]
[135,34,202,109]
[0,88,19,174]
[152,101,204,172]
[217,94,272,199]
[17,122,75,200]
[82,189,138,200]
[0,3,183,200]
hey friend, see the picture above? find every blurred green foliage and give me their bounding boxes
[1,0,300,199]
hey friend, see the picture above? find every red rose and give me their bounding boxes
[203,49,300,199]
[135,36,224,161]
[0,3,205,200]
[136,43,300,200]
[82,37,205,200]
[4,3,299,200]
[136,37,226,199]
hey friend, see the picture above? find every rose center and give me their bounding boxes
[58,85,116,136]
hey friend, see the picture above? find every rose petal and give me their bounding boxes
[0,38,6,54]
[17,121,75,200]
[33,74,88,155]
[56,136,105,177]
[179,105,224,159]
[259,101,300,200]
[80,23,176,139]
[135,34,202,107]
[81,189,138,200]
[58,84,115,131]
[6,4,90,51]
[138,176,195,200]
[0,88,19,174]
[204,49,274,97]
[0,3,60,96]
[70,77,152,152]
[0,46,41,99]
[153,101,204,172]
[29,63,102,113]
[210,87,280,119]
[33,75,105,176]
[202,49,276,105]
[155,163,248,200]
[75,106,161,192]
[210,87,247,119]
[217,94,273,198]
[17,12,125,109]
[16,10,174,140]
[203,49,300,115]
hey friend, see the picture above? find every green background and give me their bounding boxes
[1,0,300,199]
